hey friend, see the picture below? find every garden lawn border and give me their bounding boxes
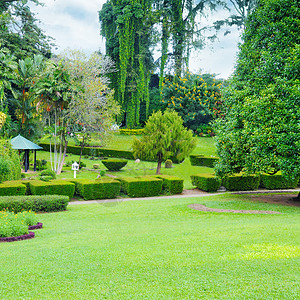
[28,222,43,230]
[0,231,35,243]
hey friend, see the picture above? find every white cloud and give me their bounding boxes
[30,0,241,78]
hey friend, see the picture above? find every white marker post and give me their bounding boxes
[72,162,79,179]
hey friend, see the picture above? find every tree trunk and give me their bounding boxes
[297,192,300,200]
[78,135,85,166]
[156,152,163,175]
[56,139,68,175]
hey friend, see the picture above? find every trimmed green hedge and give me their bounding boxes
[119,177,163,197]
[119,129,144,135]
[102,159,128,171]
[70,178,121,200]
[0,195,69,212]
[222,174,260,191]
[153,175,184,194]
[29,180,75,199]
[260,173,299,189]
[0,181,26,196]
[39,143,134,160]
[190,155,219,168]
[191,174,221,192]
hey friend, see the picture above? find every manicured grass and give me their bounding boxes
[0,194,299,299]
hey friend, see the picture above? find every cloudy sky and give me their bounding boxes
[30,0,242,79]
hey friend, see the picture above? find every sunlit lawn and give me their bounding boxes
[1,193,299,299]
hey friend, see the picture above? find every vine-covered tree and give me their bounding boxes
[99,0,153,128]
[214,0,300,197]
[133,110,196,174]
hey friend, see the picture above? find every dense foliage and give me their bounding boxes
[133,110,196,174]
[215,0,300,186]
[161,73,223,131]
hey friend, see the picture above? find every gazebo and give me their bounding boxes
[10,134,43,172]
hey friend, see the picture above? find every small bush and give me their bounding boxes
[102,159,128,171]
[39,169,56,179]
[164,159,173,168]
[0,182,26,196]
[119,177,162,197]
[70,178,121,200]
[153,175,184,194]
[190,155,219,168]
[93,164,100,169]
[99,170,106,177]
[191,174,221,192]
[79,161,86,169]
[0,195,69,212]
[222,174,260,191]
[39,176,53,182]
[29,180,75,199]
[36,159,47,171]
[260,173,299,189]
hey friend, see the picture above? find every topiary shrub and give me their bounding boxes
[39,176,53,182]
[260,173,299,190]
[102,159,128,171]
[39,169,56,179]
[164,159,173,168]
[222,174,260,191]
[191,174,221,192]
[36,159,47,171]
[29,180,75,199]
[0,195,69,212]
[70,178,121,200]
[153,175,184,194]
[190,155,219,168]
[118,176,162,197]
[0,181,26,196]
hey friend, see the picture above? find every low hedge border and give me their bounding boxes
[189,155,219,168]
[39,143,134,160]
[29,180,75,199]
[0,231,35,243]
[118,176,163,198]
[222,174,260,191]
[0,195,69,212]
[28,222,43,230]
[260,173,299,189]
[0,181,26,196]
[119,129,144,135]
[152,175,184,194]
[191,174,221,192]
[69,179,121,200]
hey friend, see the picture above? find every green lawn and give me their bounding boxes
[1,194,299,299]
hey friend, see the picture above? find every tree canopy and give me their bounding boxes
[133,110,196,174]
[215,0,300,183]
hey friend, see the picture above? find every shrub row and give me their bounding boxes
[191,172,299,192]
[118,177,163,198]
[119,128,144,135]
[260,174,299,189]
[190,155,219,168]
[0,195,69,212]
[69,179,121,200]
[152,175,184,194]
[29,180,75,198]
[39,143,135,160]
[191,174,221,192]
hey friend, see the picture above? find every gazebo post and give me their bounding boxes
[34,150,37,171]
[24,149,29,172]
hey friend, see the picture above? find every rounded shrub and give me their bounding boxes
[165,159,173,168]
[93,164,100,169]
[102,159,128,171]
[39,169,56,179]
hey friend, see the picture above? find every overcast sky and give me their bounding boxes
[30,0,242,79]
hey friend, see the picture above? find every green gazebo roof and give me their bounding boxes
[10,134,43,150]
